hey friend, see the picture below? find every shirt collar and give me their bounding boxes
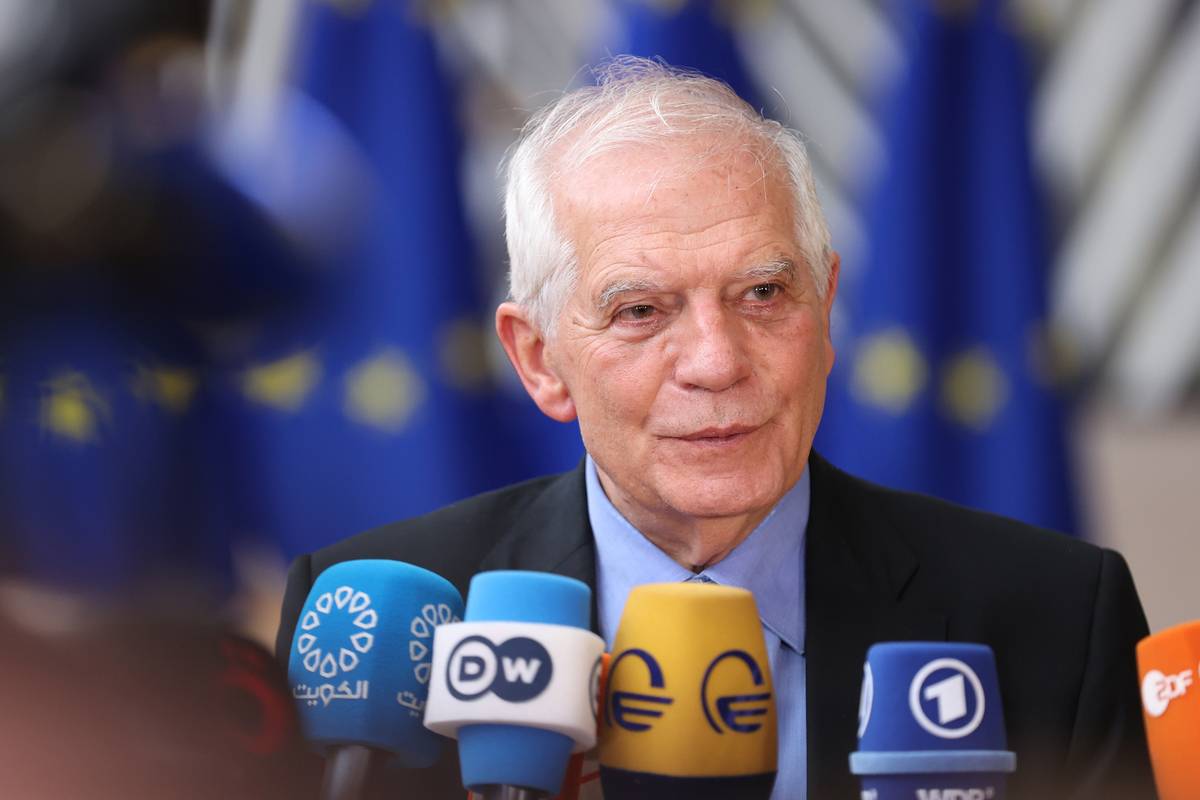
[586,455,808,655]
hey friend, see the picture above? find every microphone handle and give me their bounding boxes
[320,744,379,800]
[476,785,550,800]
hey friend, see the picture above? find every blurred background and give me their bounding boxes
[0,0,1197,652]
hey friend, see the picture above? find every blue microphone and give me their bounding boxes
[850,642,1017,799]
[424,571,605,799]
[287,559,464,800]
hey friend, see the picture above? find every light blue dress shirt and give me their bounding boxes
[585,455,808,799]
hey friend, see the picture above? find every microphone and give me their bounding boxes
[1137,620,1200,800]
[553,652,611,800]
[850,642,1016,799]
[286,559,464,800]
[598,582,778,799]
[424,570,605,799]
[218,633,303,758]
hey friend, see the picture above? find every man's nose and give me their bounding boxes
[673,304,751,392]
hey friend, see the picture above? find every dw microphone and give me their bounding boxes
[286,559,464,800]
[424,570,605,800]
[598,582,778,799]
[850,642,1016,799]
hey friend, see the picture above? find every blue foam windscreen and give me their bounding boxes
[851,642,1016,799]
[457,571,592,793]
[287,559,463,767]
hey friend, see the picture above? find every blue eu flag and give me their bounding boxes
[0,289,236,593]
[610,0,761,104]
[816,0,1078,534]
[239,1,581,557]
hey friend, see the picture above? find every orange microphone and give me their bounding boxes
[1137,620,1200,800]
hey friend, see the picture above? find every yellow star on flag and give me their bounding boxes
[940,346,1009,431]
[242,351,323,412]
[39,370,110,443]
[851,328,928,415]
[343,348,425,433]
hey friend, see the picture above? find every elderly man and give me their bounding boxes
[277,59,1153,798]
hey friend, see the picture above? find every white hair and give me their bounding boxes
[502,56,833,335]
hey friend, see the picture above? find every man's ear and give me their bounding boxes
[822,252,841,372]
[495,302,577,422]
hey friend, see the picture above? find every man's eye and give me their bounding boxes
[617,304,657,321]
[748,283,781,301]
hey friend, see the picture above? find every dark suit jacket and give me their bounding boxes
[276,452,1155,799]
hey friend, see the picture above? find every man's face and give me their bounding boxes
[544,139,837,533]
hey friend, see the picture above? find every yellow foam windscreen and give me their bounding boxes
[598,582,777,779]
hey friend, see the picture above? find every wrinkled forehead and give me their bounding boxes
[551,135,793,232]
[548,139,802,316]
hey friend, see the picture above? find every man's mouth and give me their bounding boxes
[675,424,759,442]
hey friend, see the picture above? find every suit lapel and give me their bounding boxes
[476,461,600,630]
[471,454,947,797]
[805,453,947,798]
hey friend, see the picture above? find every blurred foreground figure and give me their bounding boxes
[0,3,338,795]
[0,591,317,799]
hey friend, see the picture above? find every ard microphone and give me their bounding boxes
[287,559,464,800]
[850,642,1016,799]
[1137,620,1200,800]
[425,571,605,799]
[598,582,778,799]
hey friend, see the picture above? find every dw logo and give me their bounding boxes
[295,585,377,679]
[606,649,674,732]
[908,658,986,739]
[446,636,552,702]
[700,649,772,734]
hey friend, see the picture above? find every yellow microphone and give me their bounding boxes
[598,582,777,799]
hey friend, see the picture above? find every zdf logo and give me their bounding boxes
[446,636,552,702]
[1142,668,1193,718]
